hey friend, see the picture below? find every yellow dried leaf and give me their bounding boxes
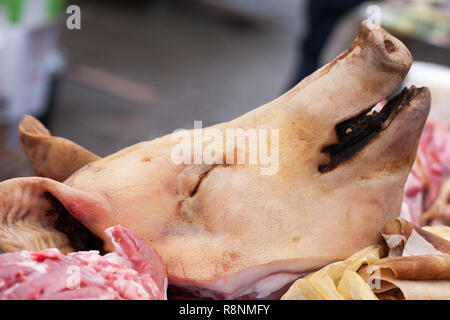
[337,270,378,300]
[281,246,380,300]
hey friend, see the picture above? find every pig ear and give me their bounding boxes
[0,178,74,253]
[19,115,101,182]
[0,177,104,254]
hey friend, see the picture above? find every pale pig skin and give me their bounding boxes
[0,21,431,299]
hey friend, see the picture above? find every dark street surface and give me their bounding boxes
[0,0,304,180]
[2,0,448,181]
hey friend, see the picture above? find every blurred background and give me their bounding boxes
[0,0,449,181]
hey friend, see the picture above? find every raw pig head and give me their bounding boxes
[0,21,431,299]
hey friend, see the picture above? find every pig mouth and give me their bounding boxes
[319,86,426,173]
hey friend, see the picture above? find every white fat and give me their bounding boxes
[103,252,132,268]
[240,273,306,299]
[171,259,327,299]
[69,251,101,262]
[112,278,150,300]
[105,227,126,258]
[101,264,136,276]
[1,282,24,298]
[16,260,48,274]
[69,250,100,256]
[179,272,307,300]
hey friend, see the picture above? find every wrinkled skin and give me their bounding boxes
[0,22,431,299]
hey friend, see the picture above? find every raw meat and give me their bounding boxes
[0,225,167,300]
[402,121,450,225]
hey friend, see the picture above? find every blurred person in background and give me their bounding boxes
[0,0,66,128]
[288,0,369,88]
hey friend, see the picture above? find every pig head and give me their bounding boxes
[0,21,431,299]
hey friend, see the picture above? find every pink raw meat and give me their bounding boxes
[0,225,167,300]
[402,121,450,225]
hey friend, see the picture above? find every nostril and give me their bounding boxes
[384,39,397,53]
